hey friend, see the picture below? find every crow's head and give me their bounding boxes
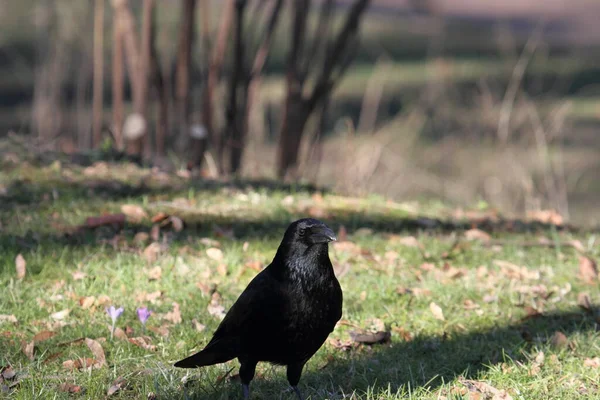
[281,218,336,249]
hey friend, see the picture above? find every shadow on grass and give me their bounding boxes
[177,308,598,399]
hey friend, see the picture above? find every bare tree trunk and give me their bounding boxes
[175,0,197,154]
[112,6,124,150]
[277,0,371,179]
[203,0,235,162]
[150,4,168,158]
[220,0,246,175]
[93,0,105,148]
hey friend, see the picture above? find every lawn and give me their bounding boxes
[1,157,599,399]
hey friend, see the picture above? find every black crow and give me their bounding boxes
[175,218,342,399]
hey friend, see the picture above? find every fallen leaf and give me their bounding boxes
[584,357,600,368]
[483,294,498,303]
[58,383,84,394]
[121,204,147,223]
[150,225,160,242]
[148,325,170,337]
[151,212,169,223]
[42,351,63,364]
[397,287,432,297]
[168,216,184,232]
[71,270,86,280]
[62,358,98,371]
[349,330,391,345]
[96,295,111,305]
[192,319,206,332]
[85,338,106,366]
[579,256,598,284]
[0,315,18,325]
[163,302,182,324]
[577,292,593,312]
[217,263,228,276]
[550,331,568,348]
[527,209,563,226]
[328,338,356,351]
[21,340,35,360]
[392,326,413,342]
[569,240,586,252]
[143,243,162,264]
[206,247,223,261]
[128,336,157,351]
[133,232,150,245]
[1,365,16,380]
[145,266,162,281]
[79,296,96,309]
[15,254,26,279]
[530,351,545,376]
[459,378,513,400]
[207,292,226,319]
[33,331,56,343]
[107,377,127,396]
[244,260,262,271]
[396,236,422,248]
[50,309,70,321]
[464,228,491,243]
[429,302,445,321]
[463,299,479,310]
[113,327,128,340]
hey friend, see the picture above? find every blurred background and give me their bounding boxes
[1,0,600,225]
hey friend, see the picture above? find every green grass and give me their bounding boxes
[1,159,600,399]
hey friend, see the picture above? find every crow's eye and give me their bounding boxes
[298,228,306,236]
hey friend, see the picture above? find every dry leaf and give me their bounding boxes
[143,243,162,264]
[463,299,479,310]
[206,247,224,261]
[128,336,157,351]
[151,212,169,223]
[62,358,98,371]
[577,292,593,312]
[396,236,422,248]
[584,357,600,368]
[107,377,127,396]
[464,228,491,243]
[244,260,262,271]
[0,315,18,325]
[71,270,86,280]
[349,330,391,345]
[328,338,356,351]
[15,254,26,279]
[33,331,56,343]
[207,293,226,319]
[133,232,150,245]
[79,296,96,309]
[459,378,513,400]
[50,309,70,321]
[58,383,84,394]
[112,326,128,340]
[148,325,170,337]
[169,216,184,232]
[550,331,568,348]
[579,256,598,284]
[429,302,445,321]
[85,338,106,366]
[145,266,162,281]
[121,204,147,223]
[163,302,182,324]
[217,263,228,276]
[192,319,206,332]
[21,340,35,360]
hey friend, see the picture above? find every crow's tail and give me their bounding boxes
[174,340,237,368]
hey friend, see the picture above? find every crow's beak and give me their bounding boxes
[309,225,337,244]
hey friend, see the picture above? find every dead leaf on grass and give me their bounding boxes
[121,204,147,223]
[349,330,391,345]
[584,357,600,368]
[328,338,355,351]
[207,293,226,320]
[206,247,223,261]
[459,378,513,400]
[550,331,569,348]
[33,331,56,343]
[107,377,127,396]
[577,292,593,312]
[464,228,491,243]
[463,299,480,310]
[151,212,169,223]
[15,254,26,279]
[58,383,84,394]
[217,263,228,276]
[71,270,86,280]
[429,302,445,321]
[85,338,106,366]
[397,287,432,297]
[145,266,162,281]
[21,340,35,360]
[62,358,99,371]
[128,336,157,351]
[143,243,162,264]
[192,319,206,332]
[0,315,18,325]
[163,302,182,324]
[79,296,96,309]
[579,256,598,284]
[50,309,70,321]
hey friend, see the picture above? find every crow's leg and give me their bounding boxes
[286,363,305,400]
[239,358,257,400]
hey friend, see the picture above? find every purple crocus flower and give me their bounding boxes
[106,306,124,340]
[137,307,152,326]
